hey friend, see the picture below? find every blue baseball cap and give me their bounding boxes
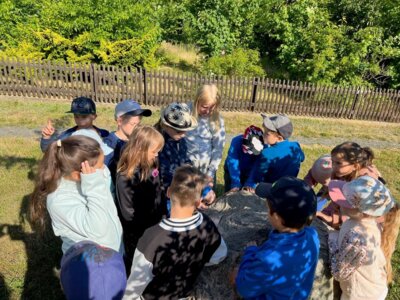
[66,97,97,115]
[115,99,152,119]
[60,241,126,300]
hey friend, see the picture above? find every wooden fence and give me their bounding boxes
[0,58,399,122]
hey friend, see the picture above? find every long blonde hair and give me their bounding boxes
[30,136,101,233]
[381,202,400,284]
[192,84,222,130]
[117,125,164,181]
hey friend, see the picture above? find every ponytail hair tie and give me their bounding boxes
[56,139,62,147]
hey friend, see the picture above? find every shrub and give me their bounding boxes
[201,48,265,77]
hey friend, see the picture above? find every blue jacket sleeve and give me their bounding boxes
[40,128,76,152]
[244,152,269,188]
[235,246,276,299]
[225,136,243,189]
[40,135,57,152]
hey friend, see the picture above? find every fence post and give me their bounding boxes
[250,77,258,112]
[142,68,148,105]
[349,88,360,119]
[90,63,97,101]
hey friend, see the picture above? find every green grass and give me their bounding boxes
[0,97,399,299]
[1,97,399,144]
[156,42,201,73]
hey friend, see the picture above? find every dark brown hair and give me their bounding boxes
[266,200,313,229]
[30,136,101,232]
[331,141,375,181]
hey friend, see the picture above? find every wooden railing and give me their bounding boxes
[0,58,399,122]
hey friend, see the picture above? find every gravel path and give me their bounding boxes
[1,126,398,149]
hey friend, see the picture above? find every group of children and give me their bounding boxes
[28,85,399,300]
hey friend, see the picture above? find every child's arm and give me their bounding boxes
[303,169,317,187]
[78,164,118,238]
[206,237,228,266]
[235,246,276,299]
[49,167,117,240]
[225,137,244,191]
[243,154,269,189]
[115,174,136,222]
[328,229,368,281]
[40,119,56,152]
[207,116,226,178]
[124,248,154,299]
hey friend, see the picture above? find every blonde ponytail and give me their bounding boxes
[381,202,400,284]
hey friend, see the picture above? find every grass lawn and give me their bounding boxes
[0,96,399,299]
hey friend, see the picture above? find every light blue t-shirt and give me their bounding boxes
[47,168,123,254]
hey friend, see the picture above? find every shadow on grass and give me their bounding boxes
[0,155,64,300]
[0,273,10,300]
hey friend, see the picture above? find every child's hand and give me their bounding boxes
[81,161,96,174]
[316,211,333,223]
[198,189,216,209]
[246,240,257,247]
[42,119,55,139]
[229,266,239,287]
[242,186,255,193]
[206,175,214,187]
[226,187,240,195]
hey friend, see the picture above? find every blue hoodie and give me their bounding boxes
[224,135,263,189]
[236,227,319,300]
[244,140,304,188]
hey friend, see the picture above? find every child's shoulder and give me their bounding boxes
[93,126,109,137]
[229,135,243,147]
[304,226,320,246]
[103,132,120,148]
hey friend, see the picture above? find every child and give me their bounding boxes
[318,142,384,228]
[40,96,109,152]
[243,114,304,191]
[304,154,332,188]
[115,125,166,272]
[60,241,127,300]
[154,102,198,190]
[185,84,226,181]
[104,99,152,184]
[29,135,123,254]
[303,154,336,216]
[331,141,384,182]
[224,125,264,193]
[234,177,319,299]
[328,176,400,300]
[123,165,227,299]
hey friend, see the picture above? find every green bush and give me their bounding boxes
[201,48,265,77]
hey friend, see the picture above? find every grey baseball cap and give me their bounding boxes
[261,113,293,139]
[114,99,152,119]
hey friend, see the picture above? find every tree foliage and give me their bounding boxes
[0,0,400,87]
[0,0,162,66]
[201,48,265,77]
